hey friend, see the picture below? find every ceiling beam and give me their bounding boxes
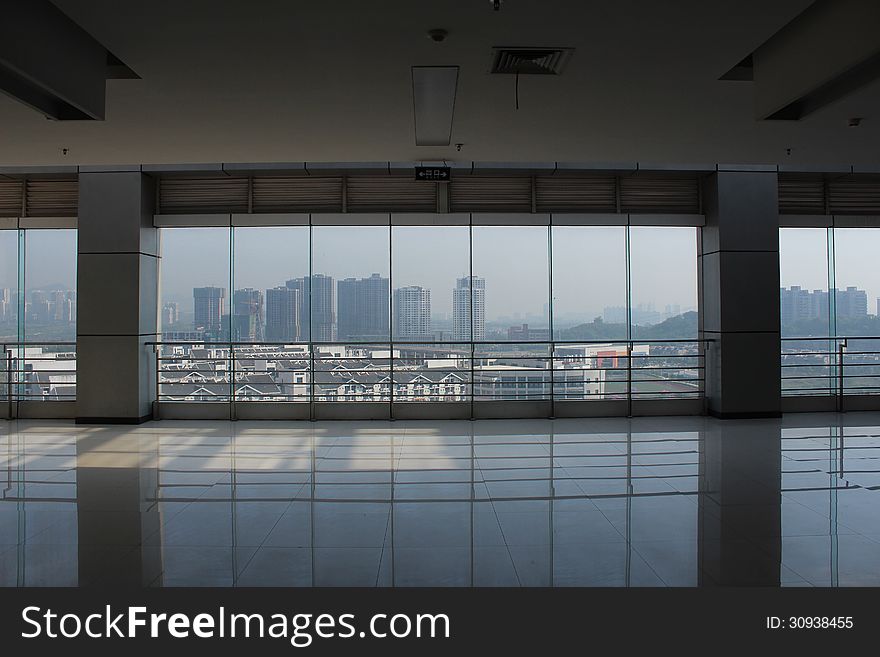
[0,0,136,120]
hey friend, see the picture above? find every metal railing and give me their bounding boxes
[782,336,880,407]
[148,338,706,416]
[2,342,77,418]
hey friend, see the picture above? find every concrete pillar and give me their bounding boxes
[700,169,781,418]
[76,169,157,423]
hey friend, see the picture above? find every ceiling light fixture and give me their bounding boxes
[411,66,459,146]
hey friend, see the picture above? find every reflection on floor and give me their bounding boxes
[1,413,879,587]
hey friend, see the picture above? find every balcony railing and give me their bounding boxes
[2,342,77,416]
[782,336,880,406]
[148,339,706,416]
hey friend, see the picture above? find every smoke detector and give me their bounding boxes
[490,47,574,75]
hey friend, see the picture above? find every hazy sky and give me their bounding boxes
[0,229,77,291]
[159,225,698,322]
[779,228,880,307]
[7,224,880,329]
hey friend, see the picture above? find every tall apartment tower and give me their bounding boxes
[453,276,485,341]
[287,274,336,342]
[193,286,226,334]
[266,286,301,342]
[393,286,431,339]
[837,286,868,319]
[338,273,390,341]
[162,301,180,327]
[232,288,264,341]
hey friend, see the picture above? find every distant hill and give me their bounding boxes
[559,311,698,341]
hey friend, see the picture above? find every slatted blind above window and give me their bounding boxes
[619,174,701,214]
[777,173,826,214]
[534,175,616,212]
[25,179,78,217]
[252,176,342,212]
[828,175,880,215]
[347,175,437,212]
[449,176,532,212]
[158,177,249,214]
[0,180,23,217]
[154,171,707,216]
[778,174,880,215]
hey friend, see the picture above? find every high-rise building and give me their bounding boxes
[193,286,226,334]
[232,288,264,341]
[266,286,301,342]
[287,274,336,341]
[453,276,485,341]
[162,302,180,326]
[0,288,10,323]
[393,286,431,339]
[338,274,390,341]
[781,285,868,325]
[837,286,867,319]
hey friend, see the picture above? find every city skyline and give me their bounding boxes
[158,226,699,323]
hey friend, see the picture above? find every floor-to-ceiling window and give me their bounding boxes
[157,227,231,401]
[2,226,77,407]
[780,226,880,398]
[156,220,701,411]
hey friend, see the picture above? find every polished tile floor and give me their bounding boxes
[1,413,879,587]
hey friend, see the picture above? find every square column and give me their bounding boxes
[76,169,157,423]
[700,170,781,418]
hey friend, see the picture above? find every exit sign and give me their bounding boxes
[415,166,451,182]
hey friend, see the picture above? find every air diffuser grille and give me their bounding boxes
[490,47,573,75]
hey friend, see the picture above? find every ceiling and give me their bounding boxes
[1,0,877,167]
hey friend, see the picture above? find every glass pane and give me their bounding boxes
[779,228,830,338]
[0,230,17,343]
[22,228,77,401]
[832,228,874,336]
[158,227,231,402]
[779,227,833,396]
[471,226,550,341]
[629,227,700,399]
[312,226,389,401]
[230,226,311,402]
[391,225,469,342]
[311,225,389,343]
[392,226,471,402]
[0,229,18,403]
[628,226,697,338]
[471,225,550,400]
[551,226,627,341]
[23,229,77,342]
[159,227,231,341]
[833,228,880,395]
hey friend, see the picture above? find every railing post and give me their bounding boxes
[230,343,236,421]
[626,342,633,418]
[153,344,160,421]
[837,338,846,413]
[5,345,11,421]
[309,347,316,422]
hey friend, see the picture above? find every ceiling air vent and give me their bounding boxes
[490,47,573,75]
